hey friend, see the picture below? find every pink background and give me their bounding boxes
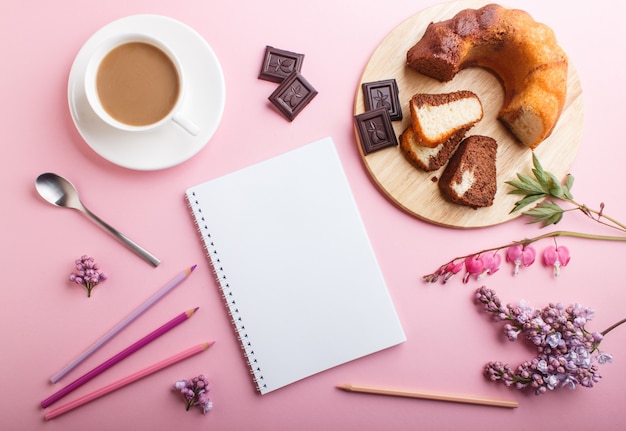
[2,0,626,429]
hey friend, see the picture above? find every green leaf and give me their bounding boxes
[532,167,549,189]
[546,172,566,198]
[563,174,575,199]
[545,211,564,226]
[509,194,546,213]
[505,173,546,195]
[522,208,550,222]
[527,210,563,227]
[532,153,544,170]
[507,154,576,220]
[522,202,564,226]
[539,201,563,212]
[531,153,546,175]
[531,154,549,188]
[507,188,534,196]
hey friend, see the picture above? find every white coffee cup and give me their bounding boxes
[84,33,199,135]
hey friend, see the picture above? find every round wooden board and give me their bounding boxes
[354,0,584,228]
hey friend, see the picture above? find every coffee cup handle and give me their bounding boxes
[173,113,200,136]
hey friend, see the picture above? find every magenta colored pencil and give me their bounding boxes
[40,308,198,409]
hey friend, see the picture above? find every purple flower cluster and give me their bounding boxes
[69,255,107,297]
[476,286,612,395]
[173,375,212,414]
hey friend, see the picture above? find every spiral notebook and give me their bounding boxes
[185,137,406,394]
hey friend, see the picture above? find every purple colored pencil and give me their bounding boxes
[41,308,198,409]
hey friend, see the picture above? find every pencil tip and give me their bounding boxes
[186,307,200,317]
[336,384,351,391]
[203,341,216,349]
[185,265,197,275]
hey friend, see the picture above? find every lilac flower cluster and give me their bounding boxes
[69,255,107,297]
[173,375,212,414]
[476,286,612,395]
[424,244,570,284]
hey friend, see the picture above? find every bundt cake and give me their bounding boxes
[438,135,498,208]
[406,4,568,150]
[400,125,467,171]
[409,91,483,148]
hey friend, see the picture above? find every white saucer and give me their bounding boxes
[68,15,225,170]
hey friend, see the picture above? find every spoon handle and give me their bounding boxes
[82,206,161,267]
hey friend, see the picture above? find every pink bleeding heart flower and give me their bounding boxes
[542,245,570,277]
[481,253,502,277]
[442,261,464,283]
[463,254,500,283]
[505,244,537,276]
[463,255,484,283]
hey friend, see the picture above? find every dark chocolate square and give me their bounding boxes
[258,46,305,83]
[361,79,402,121]
[268,72,318,121]
[354,107,398,155]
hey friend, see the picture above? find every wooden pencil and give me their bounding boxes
[337,384,518,409]
[44,342,215,420]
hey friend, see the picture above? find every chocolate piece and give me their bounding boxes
[354,107,398,155]
[258,46,305,83]
[268,72,318,121]
[361,79,402,121]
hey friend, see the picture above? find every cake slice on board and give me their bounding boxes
[399,126,467,172]
[438,135,498,209]
[409,91,483,148]
[400,90,483,172]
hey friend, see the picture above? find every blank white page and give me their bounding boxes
[186,137,406,394]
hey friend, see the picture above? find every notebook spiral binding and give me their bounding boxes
[186,191,266,392]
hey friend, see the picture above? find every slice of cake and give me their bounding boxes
[438,135,498,208]
[399,125,467,171]
[410,91,483,148]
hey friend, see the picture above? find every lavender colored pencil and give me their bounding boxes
[41,308,198,409]
[50,265,197,383]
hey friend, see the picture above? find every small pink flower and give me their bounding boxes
[442,261,464,283]
[69,255,107,297]
[481,253,502,277]
[463,255,484,283]
[542,245,570,277]
[463,254,500,282]
[505,244,536,276]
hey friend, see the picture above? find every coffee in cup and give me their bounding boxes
[85,34,199,135]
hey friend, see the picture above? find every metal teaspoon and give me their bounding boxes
[35,173,160,267]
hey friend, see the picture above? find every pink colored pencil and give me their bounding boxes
[44,341,215,420]
[51,265,197,383]
[41,308,198,409]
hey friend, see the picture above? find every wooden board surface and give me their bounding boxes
[354,0,584,228]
